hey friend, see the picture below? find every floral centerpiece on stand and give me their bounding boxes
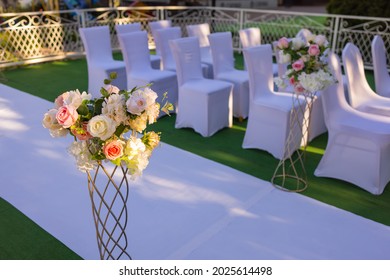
[42,73,173,260]
[274,34,336,95]
[271,33,336,193]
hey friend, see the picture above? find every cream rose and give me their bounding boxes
[87,115,116,141]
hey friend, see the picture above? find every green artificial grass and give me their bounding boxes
[1,52,389,259]
[0,198,82,260]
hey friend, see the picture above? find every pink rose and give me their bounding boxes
[289,76,295,85]
[56,105,78,128]
[103,140,124,160]
[308,44,320,56]
[294,83,305,94]
[277,37,289,49]
[292,59,305,71]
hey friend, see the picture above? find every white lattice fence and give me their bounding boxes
[1,6,389,69]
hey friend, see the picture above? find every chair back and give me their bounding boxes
[243,44,274,101]
[115,22,142,35]
[118,31,152,73]
[186,23,210,48]
[239,27,261,49]
[79,26,114,64]
[208,32,235,77]
[322,52,349,126]
[155,27,182,71]
[149,20,172,55]
[372,35,390,96]
[342,43,375,108]
[169,37,204,86]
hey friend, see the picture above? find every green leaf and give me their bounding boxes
[114,124,126,137]
[109,72,117,80]
[103,79,111,85]
[94,98,104,116]
[77,103,89,116]
[100,87,109,98]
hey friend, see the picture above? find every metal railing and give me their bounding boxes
[1,6,389,69]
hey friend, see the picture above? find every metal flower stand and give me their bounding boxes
[271,92,316,192]
[86,163,132,260]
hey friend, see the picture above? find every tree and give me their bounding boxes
[327,0,390,18]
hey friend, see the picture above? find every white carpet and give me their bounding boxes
[1,84,390,260]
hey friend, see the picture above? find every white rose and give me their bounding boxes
[291,37,305,50]
[126,90,147,115]
[87,115,116,141]
[142,87,158,107]
[63,90,83,108]
[105,84,120,94]
[80,91,92,101]
[278,51,291,64]
[43,109,59,130]
[315,35,328,47]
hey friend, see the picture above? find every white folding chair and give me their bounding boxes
[242,44,306,160]
[209,31,250,120]
[79,26,126,97]
[186,23,214,78]
[342,42,390,117]
[118,31,178,110]
[169,36,233,137]
[315,52,390,195]
[372,35,390,98]
[115,23,160,69]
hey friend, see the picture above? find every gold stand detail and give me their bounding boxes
[271,92,316,193]
[86,163,132,260]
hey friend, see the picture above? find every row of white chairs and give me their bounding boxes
[79,22,390,195]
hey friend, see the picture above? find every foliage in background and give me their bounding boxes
[327,0,390,18]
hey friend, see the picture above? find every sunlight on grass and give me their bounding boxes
[305,145,325,155]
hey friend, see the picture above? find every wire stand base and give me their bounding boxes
[87,163,132,260]
[271,92,315,193]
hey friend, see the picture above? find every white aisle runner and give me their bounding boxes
[1,84,390,260]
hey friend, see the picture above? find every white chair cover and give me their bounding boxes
[155,27,182,72]
[242,44,306,160]
[186,23,214,78]
[79,26,126,97]
[118,31,178,109]
[315,52,390,195]
[169,37,233,137]
[372,35,390,98]
[149,20,172,56]
[342,42,390,117]
[115,23,160,69]
[156,27,210,78]
[115,22,142,34]
[239,27,278,76]
[209,32,249,119]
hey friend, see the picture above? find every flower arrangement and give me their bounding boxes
[274,33,336,95]
[42,73,173,179]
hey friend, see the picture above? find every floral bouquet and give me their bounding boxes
[42,73,173,179]
[274,33,336,95]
